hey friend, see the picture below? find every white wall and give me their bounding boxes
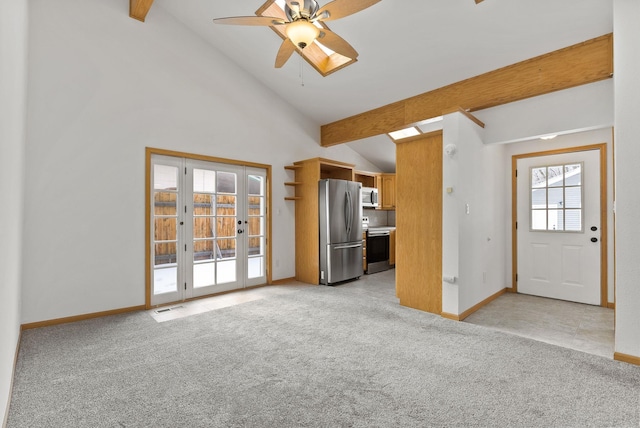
[442,112,506,315]
[475,79,613,145]
[0,0,27,423]
[613,0,640,358]
[501,128,615,303]
[22,0,379,324]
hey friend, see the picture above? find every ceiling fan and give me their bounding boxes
[212,0,381,68]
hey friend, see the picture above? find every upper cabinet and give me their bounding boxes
[379,173,396,210]
[354,171,378,188]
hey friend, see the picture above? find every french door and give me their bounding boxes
[150,154,267,306]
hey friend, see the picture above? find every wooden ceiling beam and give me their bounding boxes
[130,0,155,22]
[320,33,613,147]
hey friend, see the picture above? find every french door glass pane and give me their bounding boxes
[248,217,263,236]
[248,257,263,279]
[217,218,236,237]
[248,237,264,256]
[154,165,177,190]
[217,195,236,216]
[195,193,214,215]
[154,267,177,294]
[194,262,215,288]
[194,239,215,261]
[154,218,176,239]
[154,242,177,266]
[248,175,263,195]
[248,196,263,216]
[217,238,236,259]
[217,260,236,284]
[217,172,236,194]
[154,192,177,215]
[193,169,215,193]
[194,217,214,238]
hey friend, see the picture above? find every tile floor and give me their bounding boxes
[149,281,313,322]
[464,292,615,359]
[148,271,615,359]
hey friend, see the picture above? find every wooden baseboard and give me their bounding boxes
[441,288,508,322]
[614,352,640,366]
[21,305,146,330]
[4,329,21,428]
[270,277,297,285]
[440,312,461,321]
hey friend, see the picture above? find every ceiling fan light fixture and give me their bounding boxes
[286,19,320,49]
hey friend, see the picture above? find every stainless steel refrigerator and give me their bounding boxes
[319,179,363,285]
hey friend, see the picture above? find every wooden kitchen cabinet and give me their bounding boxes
[284,158,355,285]
[362,232,367,272]
[389,229,396,267]
[354,171,379,188]
[379,173,396,210]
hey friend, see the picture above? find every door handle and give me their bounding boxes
[590,237,598,243]
[334,243,362,250]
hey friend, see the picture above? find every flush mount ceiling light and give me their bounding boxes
[212,0,381,76]
[388,127,422,141]
[419,116,444,125]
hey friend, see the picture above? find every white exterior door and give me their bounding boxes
[516,150,601,305]
[150,155,267,306]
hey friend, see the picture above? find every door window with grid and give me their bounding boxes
[529,163,583,232]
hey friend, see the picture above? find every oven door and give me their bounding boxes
[366,230,390,273]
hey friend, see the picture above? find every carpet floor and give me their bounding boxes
[7,276,640,427]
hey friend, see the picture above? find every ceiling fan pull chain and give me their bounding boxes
[299,56,305,87]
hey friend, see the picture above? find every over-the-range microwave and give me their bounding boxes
[362,187,379,208]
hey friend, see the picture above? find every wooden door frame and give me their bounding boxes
[145,147,273,309]
[511,143,608,307]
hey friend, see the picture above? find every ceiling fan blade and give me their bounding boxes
[212,16,286,26]
[475,0,484,3]
[275,38,296,68]
[317,29,358,59]
[315,0,380,22]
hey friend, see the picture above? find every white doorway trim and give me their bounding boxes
[511,143,608,307]
[145,147,272,309]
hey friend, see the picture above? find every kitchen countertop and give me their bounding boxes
[367,226,396,232]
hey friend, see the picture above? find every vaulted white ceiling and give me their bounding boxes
[152,0,613,171]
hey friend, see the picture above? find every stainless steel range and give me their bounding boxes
[362,216,391,274]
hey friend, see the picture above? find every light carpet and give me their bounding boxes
[7,278,640,427]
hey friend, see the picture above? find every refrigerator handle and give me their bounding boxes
[344,191,349,235]
[334,243,363,250]
[346,191,353,235]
